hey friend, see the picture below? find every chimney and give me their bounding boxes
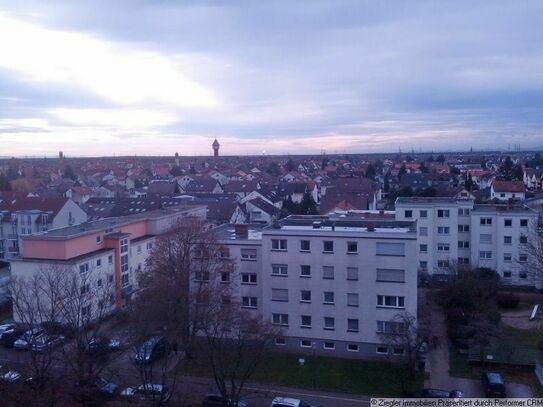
[235,224,249,239]
[379,210,384,216]
[312,221,321,229]
[367,222,375,232]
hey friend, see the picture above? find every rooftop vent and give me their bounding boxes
[234,224,249,239]
[367,222,375,232]
[312,221,321,229]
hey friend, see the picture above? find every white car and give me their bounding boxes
[13,327,45,350]
[0,324,15,340]
[121,383,171,404]
[270,397,317,407]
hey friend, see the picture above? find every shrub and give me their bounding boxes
[496,293,520,309]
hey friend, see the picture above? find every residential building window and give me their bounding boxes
[376,346,389,354]
[419,261,428,270]
[241,297,257,308]
[323,266,334,279]
[300,340,312,348]
[108,255,113,264]
[419,227,428,236]
[458,208,470,216]
[194,270,210,282]
[480,234,492,244]
[121,273,129,287]
[347,319,359,332]
[458,241,470,249]
[377,295,405,309]
[241,248,257,260]
[80,284,90,295]
[323,342,335,350]
[271,288,288,302]
[377,321,405,334]
[347,344,359,352]
[458,257,470,265]
[419,244,428,253]
[504,236,512,245]
[300,315,312,328]
[271,264,288,276]
[275,338,286,346]
[146,242,153,250]
[376,242,405,256]
[323,241,334,253]
[120,238,128,253]
[437,209,450,218]
[324,317,335,330]
[97,279,102,287]
[347,293,359,307]
[79,263,89,275]
[420,210,428,218]
[404,210,412,218]
[347,241,358,253]
[504,219,512,227]
[347,267,358,281]
[479,251,492,260]
[519,272,528,279]
[480,217,492,225]
[96,259,102,268]
[520,219,528,227]
[376,268,405,283]
[323,291,335,304]
[438,260,449,268]
[519,254,528,263]
[300,240,311,251]
[504,253,512,262]
[437,243,450,252]
[300,265,311,278]
[220,272,230,283]
[393,348,405,356]
[300,290,311,303]
[121,254,129,273]
[241,273,257,284]
[503,271,512,279]
[272,313,288,326]
[96,236,101,244]
[137,245,142,253]
[271,239,287,251]
[520,235,528,244]
[458,225,470,232]
[438,226,450,235]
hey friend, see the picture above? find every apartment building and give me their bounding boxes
[10,205,207,323]
[0,195,87,258]
[395,197,539,286]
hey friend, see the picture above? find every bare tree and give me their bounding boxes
[523,223,543,289]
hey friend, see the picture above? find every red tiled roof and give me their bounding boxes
[492,180,526,193]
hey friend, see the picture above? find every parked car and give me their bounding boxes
[13,327,45,350]
[481,372,507,398]
[203,393,249,407]
[30,334,65,352]
[135,336,168,365]
[1,328,26,348]
[270,397,317,407]
[408,388,463,398]
[121,383,171,404]
[84,337,122,355]
[0,324,15,340]
[0,369,33,384]
[95,377,118,396]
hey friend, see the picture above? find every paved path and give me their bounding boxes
[425,307,533,397]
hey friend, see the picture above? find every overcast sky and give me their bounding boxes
[0,1,542,157]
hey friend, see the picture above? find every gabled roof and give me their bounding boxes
[247,198,280,215]
[223,180,259,193]
[492,180,526,193]
[0,193,70,218]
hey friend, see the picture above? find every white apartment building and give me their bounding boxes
[395,197,539,286]
[215,216,418,358]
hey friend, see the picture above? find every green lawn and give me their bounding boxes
[183,352,423,396]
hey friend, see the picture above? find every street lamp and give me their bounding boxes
[311,341,317,389]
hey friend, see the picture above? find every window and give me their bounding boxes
[376,268,405,283]
[120,238,128,253]
[519,272,527,279]
[96,258,102,268]
[480,234,492,244]
[121,254,129,273]
[419,244,428,253]
[519,254,528,263]
[347,293,359,307]
[271,264,288,276]
[272,313,288,326]
[419,261,428,270]
[271,288,288,302]
[376,346,388,354]
[347,241,358,253]
[241,273,257,284]
[347,319,359,332]
[458,208,470,216]
[97,279,103,287]
[458,241,470,249]
[146,242,153,250]
[300,265,311,277]
[241,248,257,260]
[437,209,450,218]
[324,317,335,330]
[300,315,312,328]
[504,219,512,227]
[393,348,405,356]
[300,290,311,303]
[108,255,113,264]
[347,344,359,352]
[323,291,335,304]
[503,271,512,279]
[504,253,512,262]
[121,273,129,287]
[271,239,287,251]
[419,227,428,236]
[96,236,101,244]
[194,270,210,282]
[347,267,358,281]
[221,272,230,283]
[79,263,89,275]
[241,297,257,308]
[479,251,492,260]
[377,321,406,334]
[420,210,428,218]
[323,342,335,350]
[377,295,405,308]
[108,275,114,283]
[438,227,450,235]
[300,340,312,348]
[458,224,470,232]
[437,243,450,252]
[323,266,334,280]
[80,284,90,295]
[438,260,449,268]
[323,241,334,253]
[275,338,286,346]
[300,240,310,251]
[520,235,528,244]
[520,219,528,227]
[404,210,412,218]
[137,245,142,253]
[480,217,492,225]
[458,257,470,265]
[504,236,512,245]
[376,242,405,256]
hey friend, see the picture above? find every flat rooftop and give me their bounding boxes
[213,223,265,241]
[396,197,474,205]
[471,204,538,215]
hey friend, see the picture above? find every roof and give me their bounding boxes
[223,180,259,193]
[0,193,70,218]
[319,192,369,214]
[247,198,279,215]
[492,180,526,193]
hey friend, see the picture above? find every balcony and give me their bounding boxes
[7,234,18,240]
[7,247,19,254]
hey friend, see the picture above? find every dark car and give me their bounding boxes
[409,389,463,398]
[95,377,118,396]
[121,383,171,404]
[30,334,65,352]
[84,337,122,355]
[135,336,168,365]
[0,327,24,348]
[203,394,249,407]
[482,372,506,398]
